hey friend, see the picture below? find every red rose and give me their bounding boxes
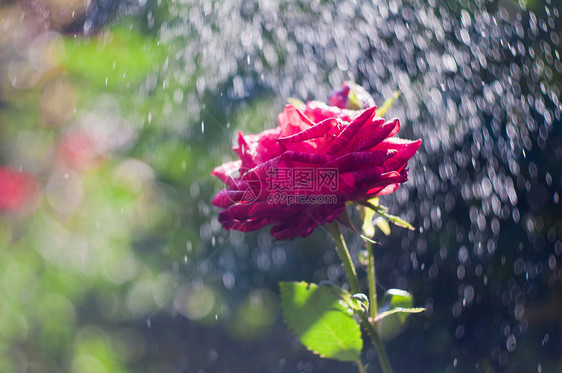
[212,103,421,240]
[0,167,40,212]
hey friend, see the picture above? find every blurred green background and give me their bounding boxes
[0,0,561,372]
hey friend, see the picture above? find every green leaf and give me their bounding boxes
[350,293,369,313]
[361,206,376,238]
[279,281,363,362]
[374,307,425,322]
[360,201,415,231]
[374,217,391,236]
[377,91,400,117]
[361,197,392,238]
[376,289,424,340]
[383,213,414,230]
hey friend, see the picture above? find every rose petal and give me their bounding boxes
[325,106,377,155]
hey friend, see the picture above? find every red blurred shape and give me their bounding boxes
[0,167,40,211]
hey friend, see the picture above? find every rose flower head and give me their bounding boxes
[212,88,421,240]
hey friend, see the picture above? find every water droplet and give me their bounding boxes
[506,334,516,352]
[542,333,549,346]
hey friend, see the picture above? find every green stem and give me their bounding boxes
[365,243,393,372]
[328,222,360,294]
[366,241,377,319]
[328,221,393,373]
[356,360,366,373]
[360,313,393,373]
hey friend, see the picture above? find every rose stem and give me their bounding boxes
[328,221,393,373]
[328,222,360,294]
[359,312,393,373]
[366,241,377,318]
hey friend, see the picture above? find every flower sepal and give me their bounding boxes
[374,289,425,340]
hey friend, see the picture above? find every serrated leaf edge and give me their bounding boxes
[279,281,363,362]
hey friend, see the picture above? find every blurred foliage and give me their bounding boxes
[0,2,216,371]
[61,28,166,90]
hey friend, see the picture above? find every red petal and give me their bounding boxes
[325,106,377,155]
[355,118,400,151]
[278,105,315,137]
[376,138,422,170]
[277,117,338,143]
